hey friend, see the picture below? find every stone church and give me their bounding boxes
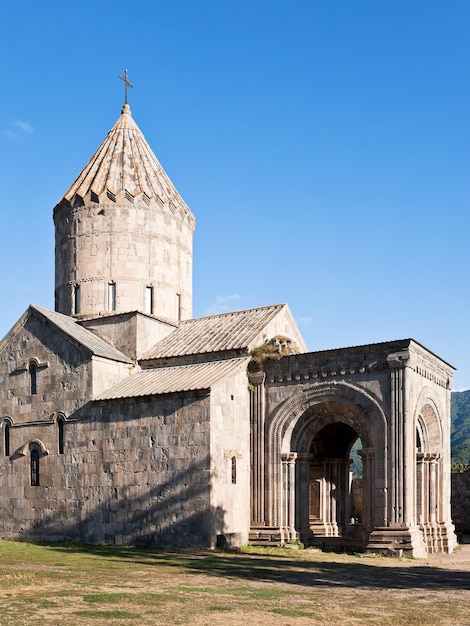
[0,97,457,557]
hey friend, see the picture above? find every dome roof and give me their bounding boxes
[60,104,192,220]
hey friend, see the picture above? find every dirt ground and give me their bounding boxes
[0,541,469,626]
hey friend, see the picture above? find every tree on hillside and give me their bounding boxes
[451,389,470,469]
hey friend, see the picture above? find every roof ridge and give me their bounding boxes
[180,303,286,325]
[30,305,132,363]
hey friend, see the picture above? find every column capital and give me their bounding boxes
[386,349,411,369]
[248,371,266,386]
[281,452,298,463]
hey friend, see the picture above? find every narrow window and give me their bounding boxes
[4,420,11,457]
[108,283,116,311]
[176,293,181,321]
[145,286,153,315]
[31,449,40,486]
[29,362,37,395]
[74,284,81,315]
[58,417,65,455]
[231,456,237,484]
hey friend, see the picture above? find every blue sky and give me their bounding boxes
[1,1,469,389]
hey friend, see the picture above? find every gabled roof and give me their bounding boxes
[58,104,192,223]
[0,305,132,364]
[95,356,249,400]
[140,304,287,360]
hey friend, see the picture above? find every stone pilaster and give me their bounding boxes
[248,371,266,528]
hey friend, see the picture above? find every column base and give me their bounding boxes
[420,521,458,554]
[366,525,428,558]
[309,521,340,537]
[249,527,283,546]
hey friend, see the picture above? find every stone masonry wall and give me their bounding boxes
[54,198,193,323]
[0,314,93,423]
[451,470,470,534]
[0,392,212,547]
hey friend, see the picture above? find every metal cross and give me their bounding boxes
[119,69,134,105]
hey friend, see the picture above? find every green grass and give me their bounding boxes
[76,609,142,619]
[0,539,468,625]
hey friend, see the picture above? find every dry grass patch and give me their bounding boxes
[0,540,468,625]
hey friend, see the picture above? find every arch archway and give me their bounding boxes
[266,383,387,551]
[414,394,447,552]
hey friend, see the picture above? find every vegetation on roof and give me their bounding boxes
[248,335,299,371]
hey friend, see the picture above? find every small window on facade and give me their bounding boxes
[4,420,11,457]
[108,283,116,311]
[58,417,65,455]
[176,293,181,322]
[31,449,40,486]
[231,456,237,484]
[74,284,81,315]
[145,286,154,315]
[29,362,37,395]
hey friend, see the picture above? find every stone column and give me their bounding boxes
[359,448,375,530]
[389,365,405,525]
[366,352,427,557]
[416,451,425,525]
[296,453,313,541]
[429,453,439,524]
[288,453,297,538]
[248,371,266,528]
[281,452,298,541]
[421,452,443,552]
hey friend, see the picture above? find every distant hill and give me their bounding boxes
[350,390,470,477]
[451,389,470,468]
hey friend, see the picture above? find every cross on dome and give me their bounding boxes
[119,69,134,105]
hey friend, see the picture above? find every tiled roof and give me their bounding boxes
[95,357,249,400]
[140,304,286,360]
[31,305,132,363]
[59,104,192,222]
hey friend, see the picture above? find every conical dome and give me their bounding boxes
[61,104,192,221]
[54,106,195,323]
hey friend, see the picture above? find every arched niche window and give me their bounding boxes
[30,448,40,487]
[58,416,65,455]
[29,361,38,395]
[231,456,237,484]
[3,419,12,457]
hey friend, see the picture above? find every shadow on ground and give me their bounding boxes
[45,543,470,591]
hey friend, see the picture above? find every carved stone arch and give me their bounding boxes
[413,386,450,552]
[266,382,388,530]
[18,438,49,457]
[290,399,376,455]
[268,382,387,455]
[413,388,444,452]
[54,411,68,423]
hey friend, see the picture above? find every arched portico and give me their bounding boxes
[257,383,388,552]
[249,341,457,556]
[414,390,456,553]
